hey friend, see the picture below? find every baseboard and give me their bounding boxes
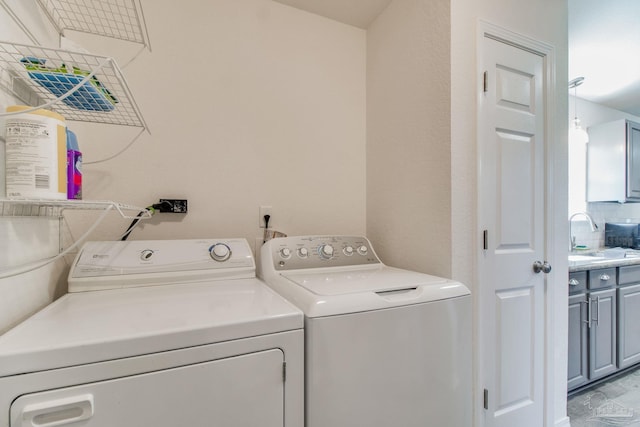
[555,416,571,427]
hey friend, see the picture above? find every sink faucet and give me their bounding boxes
[569,212,599,251]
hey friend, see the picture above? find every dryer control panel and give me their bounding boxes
[262,235,381,271]
[68,239,255,292]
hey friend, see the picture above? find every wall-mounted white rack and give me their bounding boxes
[0,199,152,218]
[35,0,151,50]
[0,0,150,51]
[0,198,151,279]
[0,41,148,128]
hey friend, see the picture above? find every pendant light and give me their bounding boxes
[569,76,589,144]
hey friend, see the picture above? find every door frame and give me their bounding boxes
[475,21,567,427]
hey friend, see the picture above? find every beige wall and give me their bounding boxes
[366,0,451,277]
[68,0,367,246]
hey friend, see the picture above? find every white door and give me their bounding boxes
[478,35,546,427]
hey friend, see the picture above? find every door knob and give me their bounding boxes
[533,261,552,274]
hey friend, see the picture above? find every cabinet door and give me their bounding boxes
[568,293,588,390]
[618,283,640,368]
[589,288,618,380]
[627,121,640,199]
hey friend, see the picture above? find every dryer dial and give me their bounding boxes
[209,243,232,262]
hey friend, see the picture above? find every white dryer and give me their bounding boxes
[260,235,471,427]
[0,239,303,427]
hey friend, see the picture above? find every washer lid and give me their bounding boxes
[275,266,470,318]
[0,279,302,377]
[282,265,448,295]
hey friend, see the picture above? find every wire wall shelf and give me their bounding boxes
[0,199,152,218]
[0,41,148,128]
[35,0,151,50]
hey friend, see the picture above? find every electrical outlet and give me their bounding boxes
[259,206,272,228]
[158,199,188,213]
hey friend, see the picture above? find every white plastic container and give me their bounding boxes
[4,106,67,200]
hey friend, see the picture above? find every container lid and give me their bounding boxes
[66,128,79,150]
[6,105,66,122]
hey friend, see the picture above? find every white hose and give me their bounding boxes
[0,204,114,280]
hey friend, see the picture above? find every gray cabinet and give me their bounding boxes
[630,124,640,199]
[618,283,640,369]
[567,269,618,390]
[618,265,640,369]
[567,292,588,390]
[588,288,617,380]
[588,119,640,203]
[586,268,618,381]
[587,268,616,290]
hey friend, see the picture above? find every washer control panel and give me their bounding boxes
[265,236,381,271]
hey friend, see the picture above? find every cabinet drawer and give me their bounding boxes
[569,271,587,294]
[588,268,617,290]
[619,265,640,286]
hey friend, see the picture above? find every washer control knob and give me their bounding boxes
[343,246,354,256]
[319,244,334,259]
[140,249,154,261]
[357,245,368,256]
[298,247,309,258]
[209,243,232,262]
[280,248,292,258]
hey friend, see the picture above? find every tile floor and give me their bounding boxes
[568,366,640,426]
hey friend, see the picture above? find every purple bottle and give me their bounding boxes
[66,129,82,200]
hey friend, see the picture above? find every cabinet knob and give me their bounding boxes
[569,278,580,286]
[600,274,610,281]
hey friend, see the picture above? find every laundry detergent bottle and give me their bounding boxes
[66,128,82,199]
[4,106,67,200]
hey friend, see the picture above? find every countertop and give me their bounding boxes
[569,251,640,272]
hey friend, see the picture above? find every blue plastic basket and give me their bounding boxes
[21,57,118,112]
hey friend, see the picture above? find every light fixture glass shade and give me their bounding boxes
[569,117,589,144]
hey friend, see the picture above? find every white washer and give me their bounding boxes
[260,235,471,427]
[0,239,303,427]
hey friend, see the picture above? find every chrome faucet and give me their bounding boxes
[569,212,599,251]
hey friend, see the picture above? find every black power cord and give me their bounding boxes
[263,214,271,243]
